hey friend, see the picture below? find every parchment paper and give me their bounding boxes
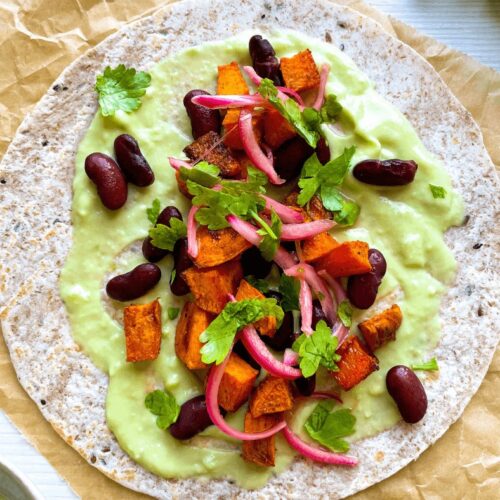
[0,1,498,498]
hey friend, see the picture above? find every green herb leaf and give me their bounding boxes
[292,320,341,377]
[144,389,180,430]
[258,79,320,147]
[333,199,360,226]
[337,300,353,327]
[188,167,267,230]
[320,94,343,122]
[245,276,271,293]
[149,218,187,251]
[180,162,220,187]
[304,400,356,452]
[167,307,180,320]
[257,210,282,261]
[412,357,439,371]
[200,298,284,365]
[146,198,161,225]
[95,65,151,117]
[429,184,447,199]
[279,274,300,312]
[169,269,176,284]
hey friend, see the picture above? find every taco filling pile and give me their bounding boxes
[60,31,463,487]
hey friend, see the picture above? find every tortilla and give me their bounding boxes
[0,0,498,498]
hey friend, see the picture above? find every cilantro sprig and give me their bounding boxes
[145,389,180,429]
[412,357,439,371]
[256,210,282,261]
[179,162,220,187]
[304,400,356,452]
[149,218,187,251]
[429,184,447,199]
[146,198,161,225]
[298,147,359,226]
[95,65,151,116]
[279,274,300,312]
[337,300,353,328]
[292,320,341,377]
[200,298,284,364]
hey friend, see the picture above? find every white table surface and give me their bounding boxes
[1,2,498,499]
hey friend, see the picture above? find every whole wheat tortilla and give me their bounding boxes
[0,0,498,498]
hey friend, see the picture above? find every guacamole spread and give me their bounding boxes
[60,30,463,487]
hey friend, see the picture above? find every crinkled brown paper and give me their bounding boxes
[0,1,498,498]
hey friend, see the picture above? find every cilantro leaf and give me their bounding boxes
[304,400,356,453]
[412,357,439,371]
[337,300,353,327]
[298,147,359,226]
[146,198,161,225]
[95,65,151,116]
[258,79,319,147]
[279,274,300,312]
[293,320,341,377]
[144,389,180,430]
[179,162,220,187]
[188,168,267,230]
[149,218,186,251]
[257,210,282,261]
[167,307,180,320]
[320,94,343,122]
[245,276,271,293]
[429,184,447,199]
[200,298,284,364]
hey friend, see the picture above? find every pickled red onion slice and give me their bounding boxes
[280,220,335,240]
[262,195,305,223]
[299,279,313,335]
[313,64,330,111]
[283,348,299,366]
[187,206,199,259]
[169,157,192,171]
[191,94,267,109]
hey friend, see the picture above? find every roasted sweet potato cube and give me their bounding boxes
[218,353,259,412]
[175,170,192,199]
[280,49,321,92]
[184,130,241,178]
[242,411,281,467]
[194,226,252,268]
[307,195,332,221]
[123,299,162,362]
[333,336,378,391]
[359,304,403,352]
[249,377,294,417]
[315,241,372,278]
[217,61,249,96]
[175,302,213,369]
[181,260,243,314]
[223,110,263,150]
[263,109,296,149]
[302,233,340,263]
[235,280,276,337]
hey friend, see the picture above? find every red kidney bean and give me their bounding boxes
[347,248,386,309]
[170,238,192,296]
[312,299,333,328]
[241,247,273,279]
[114,134,154,187]
[294,374,316,396]
[233,341,261,372]
[316,137,331,165]
[261,309,295,351]
[386,365,427,423]
[353,159,418,186]
[106,263,161,301]
[183,90,221,139]
[84,153,127,210]
[169,395,225,440]
[274,137,314,181]
[249,35,283,85]
[142,206,183,263]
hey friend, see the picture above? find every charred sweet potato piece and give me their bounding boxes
[249,377,294,417]
[217,61,249,96]
[194,226,252,268]
[123,299,162,362]
[235,280,277,337]
[263,109,296,149]
[359,304,403,352]
[184,130,241,178]
[218,352,259,412]
[280,49,321,92]
[175,302,213,369]
[302,234,340,263]
[333,336,378,391]
[307,195,332,221]
[182,260,243,314]
[242,411,281,467]
[315,241,372,278]
[223,110,263,150]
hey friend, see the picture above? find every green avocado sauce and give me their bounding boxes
[60,30,463,487]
